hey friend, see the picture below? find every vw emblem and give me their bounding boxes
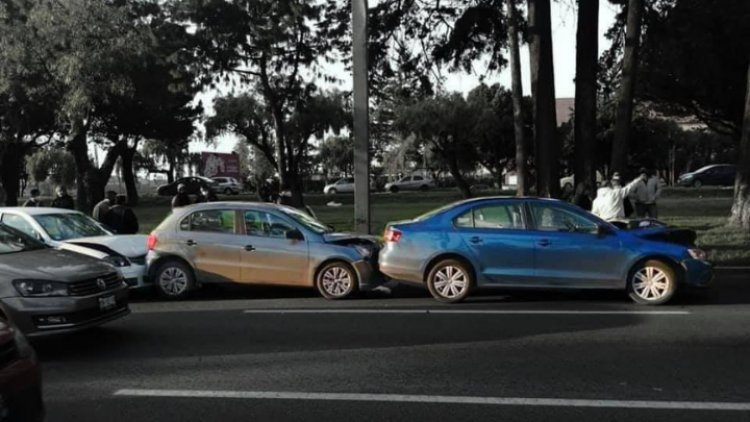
[96,278,107,290]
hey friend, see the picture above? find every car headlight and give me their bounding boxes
[12,280,69,297]
[688,248,707,261]
[104,255,131,267]
[353,245,372,258]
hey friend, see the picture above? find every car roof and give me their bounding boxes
[0,207,81,216]
[176,201,288,211]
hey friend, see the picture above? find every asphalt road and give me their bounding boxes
[34,270,750,421]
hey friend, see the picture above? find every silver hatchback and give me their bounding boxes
[146,202,382,299]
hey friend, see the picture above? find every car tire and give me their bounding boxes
[316,261,358,300]
[426,259,474,303]
[627,260,677,305]
[224,188,233,195]
[389,186,399,193]
[329,188,338,195]
[693,179,702,188]
[419,185,429,192]
[154,260,194,300]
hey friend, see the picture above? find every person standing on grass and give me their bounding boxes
[632,167,662,219]
[104,195,139,234]
[171,184,191,209]
[592,173,645,221]
[572,182,593,211]
[93,190,117,222]
[23,189,43,207]
[50,186,75,210]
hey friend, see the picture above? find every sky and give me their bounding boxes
[194,1,620,154]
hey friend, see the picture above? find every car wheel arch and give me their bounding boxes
[312,258,358,288]
[625,255,684,287]
[149,255,197,280]
[422,252,477,284]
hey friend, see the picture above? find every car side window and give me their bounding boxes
[244,210,300,239]
[531,204,598,233]
[454,210,474,228]
[181,210,236,233]
[1,214,38,238]
[413,176,423,181]
[454,204,525,229]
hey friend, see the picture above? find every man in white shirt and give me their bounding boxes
[631,167,662,218]
[592,172,645,221]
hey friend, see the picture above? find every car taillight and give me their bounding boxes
[147,233,158,250]
[384,228,402,243]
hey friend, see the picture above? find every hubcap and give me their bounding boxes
[159,267,188,296]
[433,265,468,299]
[632,267,670,301]
[321,267,352,297]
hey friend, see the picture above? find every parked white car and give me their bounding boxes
[212,177,242,195]
[385,175,435,193]
[0,207,149,288]
[560,171,604,190]
[323,177,355,195]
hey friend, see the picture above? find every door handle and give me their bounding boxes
[469,236,482,244]
[537,239,551,247]
[244,245,256,252]
[186,240,198,246]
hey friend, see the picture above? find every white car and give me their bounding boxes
[323,177,355,195]
[385,175,435,193]
[560,171,604,190]
[0,207,149,288]
[212,177,242,195]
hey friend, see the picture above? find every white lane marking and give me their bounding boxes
[114,389,750,411]
[241,309,689,315]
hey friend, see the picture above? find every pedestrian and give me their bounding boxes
[93,190,117,222]
[50,186,75,210]
[171,184,191,209]
[276,184,293,207]
[572,182,593,211]
[195,186,218,203]
[591,172,645,221]
[103,195,139,234]
[23,189,43,207]
[632,167,662,219]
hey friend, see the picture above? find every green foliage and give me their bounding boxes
[26,149,76,187]
[318,135,354,177]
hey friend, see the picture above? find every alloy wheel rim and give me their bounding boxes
[632,267,670,301]
[159,267,188,296]
[434,265,468,299]
[322,267,352,297]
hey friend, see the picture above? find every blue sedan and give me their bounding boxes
[379,197,712,305]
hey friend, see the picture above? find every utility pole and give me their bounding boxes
[352,0,370,233]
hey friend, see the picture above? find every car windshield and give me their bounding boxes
[34,213,109,241]
[280,207,331,234]
[0,225,46,255]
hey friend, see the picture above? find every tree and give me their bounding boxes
[25,149,77,189]
[527,0,559,197]
[505,0,528,195]
[233,139,251,188]
[610,0,643,175]
[396,93,478,198]
[729,63,750,229]
[318,136,354,178]
[573,0,599,191]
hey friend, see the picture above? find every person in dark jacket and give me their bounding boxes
[103,195,139,234]
[572,182,593,211]
[195,186,218,203]
[23,189,43,207]
[50,186,75,210]
[171,184,191,209]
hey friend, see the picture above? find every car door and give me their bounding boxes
[174,209,242,282]
[240,209,309,286]
[527,202,627,288]
[454,201,537,285]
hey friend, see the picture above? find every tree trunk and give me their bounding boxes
[440,147,472,199]
[527,0,559,198]
[68,122,94,212]
[610,0,643,175]
[120,146,139,206]
[729,61,750,229]
[574,0,599,192]
[507,0,528,196]
[0,141,24,206]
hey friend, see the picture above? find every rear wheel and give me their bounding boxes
[224,188,233,195]
[419,185,429,192]
[154,260,194,300]
[693,179,703,188]
[329,188,338,195]
[426,259,474,303]
[627,260,677,305]
[389,186,399,193]
[316,261,358,300]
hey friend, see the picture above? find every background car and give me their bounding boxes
[146,202,382,300]
[0,315,44,421]
[380,197,712,305]
[560,171,604,190]
[385,175,435,193]
[0,224,130,335]
[677,164,736,187]
[156,176,219,196]
[212,177,242,195]
[0,208,149,289]
[323,177,355,195]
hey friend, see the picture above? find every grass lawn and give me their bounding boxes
[133,187,750,266]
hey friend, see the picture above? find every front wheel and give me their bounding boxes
[328,188,338,195]
[627,260,677,305]
[693,179,703,188]
[316,261,358,300]
[154,260,195,300]
[389,186,399,193]
[426,259,474,303]
[224,188,233,195]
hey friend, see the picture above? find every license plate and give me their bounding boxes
[99,295,116,311]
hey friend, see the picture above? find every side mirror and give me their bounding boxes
[597,224,615,236]
[286,229,304,241]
